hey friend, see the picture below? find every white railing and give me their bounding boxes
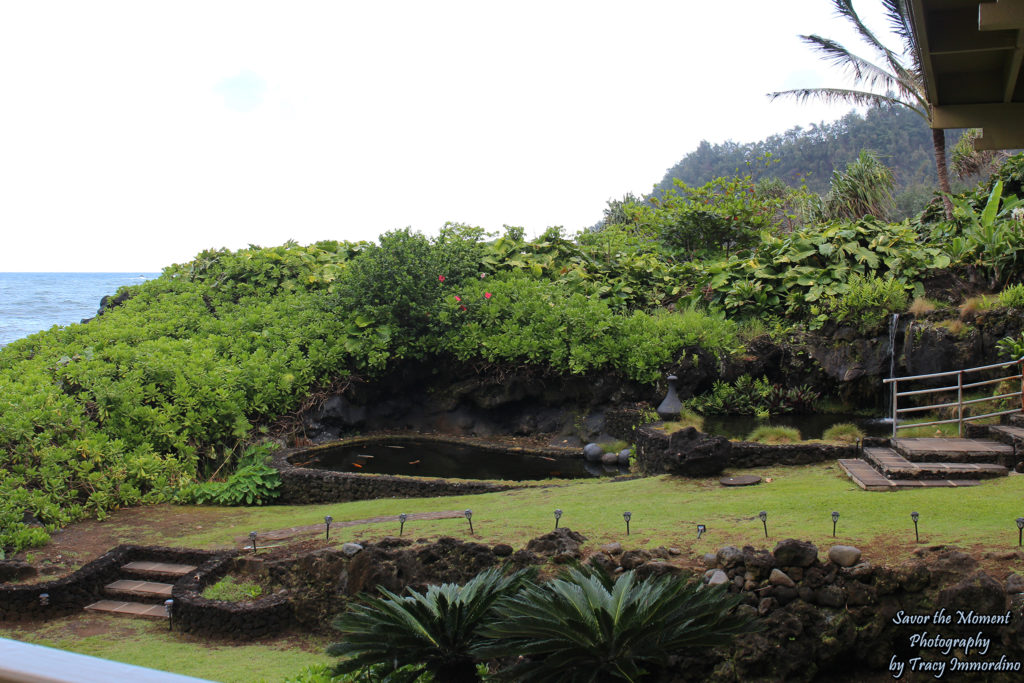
[0,637,212,682]
[882,357,1024,438]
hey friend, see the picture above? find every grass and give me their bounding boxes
[821,423,865,443]
[655,408,704,433]
[908,297,936,315]
[745,426,801,444]
[600,440,630,454]
[0,615,333,683]
[38,462,1024,561]
[8,461,1024,680]
[202,575,264,601]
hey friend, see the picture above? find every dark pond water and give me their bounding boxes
[296,438,625,480]
[702,413,890,440]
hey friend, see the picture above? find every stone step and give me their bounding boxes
[838,459,982,491]
[863,448,1009,480]
[103,579,174,603]
[84,600,168,619]
[120,560,197,581]
[989,425,1024,451]
[1007,413,1024,429]
[891,438,1013,465]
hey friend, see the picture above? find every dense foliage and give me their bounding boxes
[2,148,1023,554]
[652,105,965,215]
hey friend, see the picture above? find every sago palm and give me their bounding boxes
[477,565,759,682]
[328,566,535,683]
[768,0,953,217]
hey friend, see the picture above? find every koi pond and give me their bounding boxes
[292,437,626,480]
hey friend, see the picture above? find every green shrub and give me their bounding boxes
[998,284,1024,309]
[685,376,818,417]
[745,426,802,444]
[202,575,264,601]
[179,444,281,506]
[822,423,865,443]
[820,274,908,334]
[332,225,485,351]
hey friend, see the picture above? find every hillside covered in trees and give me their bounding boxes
[651,105,963,219]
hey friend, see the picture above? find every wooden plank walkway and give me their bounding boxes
[840,434,1016,491]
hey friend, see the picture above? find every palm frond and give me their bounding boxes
[831,0,908,76]
[767,87,926,118]
[797,35,905,97]
[882,0,920,66]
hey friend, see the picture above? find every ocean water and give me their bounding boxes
[0,273,158,347]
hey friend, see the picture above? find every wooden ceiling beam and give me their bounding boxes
[979,0,1024,31]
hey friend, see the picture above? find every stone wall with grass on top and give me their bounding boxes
[0,545,227,623]
[171,553,293,638]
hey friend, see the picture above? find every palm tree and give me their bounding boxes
[477,565,759,682]
[768,0,953,218]
[328,567,535,683]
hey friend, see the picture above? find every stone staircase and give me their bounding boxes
[84,559,196,619]
[839,414,1022,491]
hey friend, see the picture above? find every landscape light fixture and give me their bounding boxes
[1017,518,1024,547]
[554,509,563,530]
[39,593,49,607]
[464,509,474,535]
[249,530,258,554]
[831,511,839,538]
[696,524,706,540]
[759,511,768,538]
[164,599,173,630]
[399,513,408,536]
[623,511,632,535]
[911,512,920,543]
[324,515,333,542]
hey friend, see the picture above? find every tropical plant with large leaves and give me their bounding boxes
[328,567,535,683]
[768,0,953,217]
[477,565,758,682]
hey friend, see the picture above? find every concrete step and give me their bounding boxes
[120,560,197,581]
[103,579,174,603]
[864,447,1008,480]
[84,600,168,619]
[892,438,1013,465]
[838,459,983,491]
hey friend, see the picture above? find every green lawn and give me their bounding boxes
[94,463,1024,562]
[0,615,332,683]
[6,462,1024,682]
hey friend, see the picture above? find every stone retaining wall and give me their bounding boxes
[272,435,560,504]
[615,411,878,476]
[171,555,293,638]
[0,545,226,623]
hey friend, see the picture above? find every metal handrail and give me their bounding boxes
[882,356,1024,438]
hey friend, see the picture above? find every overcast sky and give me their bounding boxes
[0,1,895,272]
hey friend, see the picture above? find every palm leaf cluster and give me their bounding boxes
[479,566,755,682]
[328,564,759,683]
[328,567,533,683]
[768,0,953,216]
